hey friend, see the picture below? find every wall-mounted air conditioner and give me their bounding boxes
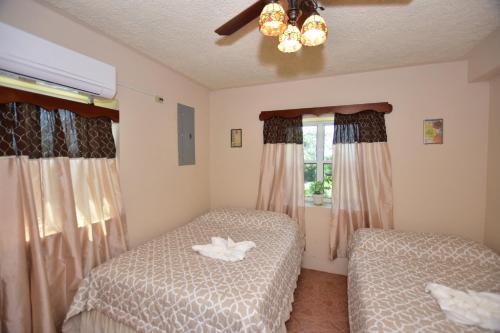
[0,22,116,99]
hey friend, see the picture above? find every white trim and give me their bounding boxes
[303,118,334,201]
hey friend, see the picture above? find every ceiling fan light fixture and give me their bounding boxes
[278,23,302,53]
[301,13,328,47]
[259,1,288,37]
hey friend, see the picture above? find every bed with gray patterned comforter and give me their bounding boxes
[348,229,500,333]
[64,209,304,333]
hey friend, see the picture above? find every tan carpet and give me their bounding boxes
[286,269,349,333]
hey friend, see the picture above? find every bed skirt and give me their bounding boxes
[64,310,288,333]
[63,310,137,333]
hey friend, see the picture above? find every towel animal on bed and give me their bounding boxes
[426,282,500,331]
[192,237,256,262]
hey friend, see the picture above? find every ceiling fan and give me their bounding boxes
[215,0,328,53]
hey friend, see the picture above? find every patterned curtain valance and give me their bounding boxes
[263,116,303,144]
[0,102,116,158]
[333,110,387,144]
[0,85,119,122]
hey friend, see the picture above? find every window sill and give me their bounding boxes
[305,201,332,209]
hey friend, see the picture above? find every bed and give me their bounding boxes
[63,208,304,333]
[348,228,500,333]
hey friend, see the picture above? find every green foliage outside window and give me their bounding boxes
[304,163,316,196]
[303,126,317,161]
[303,122,334,200]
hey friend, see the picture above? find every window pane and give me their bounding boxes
[324,125,334,161]
[304,163,317,196]
[303,126,317,161]
[323,163,332,199]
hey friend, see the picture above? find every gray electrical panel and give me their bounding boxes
[177,103,195,166]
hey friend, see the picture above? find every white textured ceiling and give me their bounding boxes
[38,0,500,90]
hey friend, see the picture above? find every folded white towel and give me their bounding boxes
[192,237,256,262]
[425,282,500,331]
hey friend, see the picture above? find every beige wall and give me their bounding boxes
[0,0,211,247]
[468,27,500,82]
[210,61,490,274]
[484,75,500,253]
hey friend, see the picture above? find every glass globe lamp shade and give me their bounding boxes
[278,24,302,53]
[259,2,288,37]
[300,14,328,47]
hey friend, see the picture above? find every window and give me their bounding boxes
[303,116,334,201]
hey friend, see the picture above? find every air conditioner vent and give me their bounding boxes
[0,22,116,99]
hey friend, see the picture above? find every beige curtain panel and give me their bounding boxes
[0,103,127,333]
[256,116,305,238]
[330,111,393,259]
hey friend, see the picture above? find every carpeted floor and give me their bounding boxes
[286,269,349,333]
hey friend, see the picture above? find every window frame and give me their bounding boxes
[303,117,334,203]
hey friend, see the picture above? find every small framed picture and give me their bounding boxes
[231,129,242,148]
[423,119,443,144]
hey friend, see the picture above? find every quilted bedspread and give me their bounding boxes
[348,229,500,333]
[64,209,304,333]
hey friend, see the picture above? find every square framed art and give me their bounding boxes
[423,119,443,144]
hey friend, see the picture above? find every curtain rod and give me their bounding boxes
[259,102,392,121]
[0,85,120,122]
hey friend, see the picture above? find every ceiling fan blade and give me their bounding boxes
[215,0,267,36]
